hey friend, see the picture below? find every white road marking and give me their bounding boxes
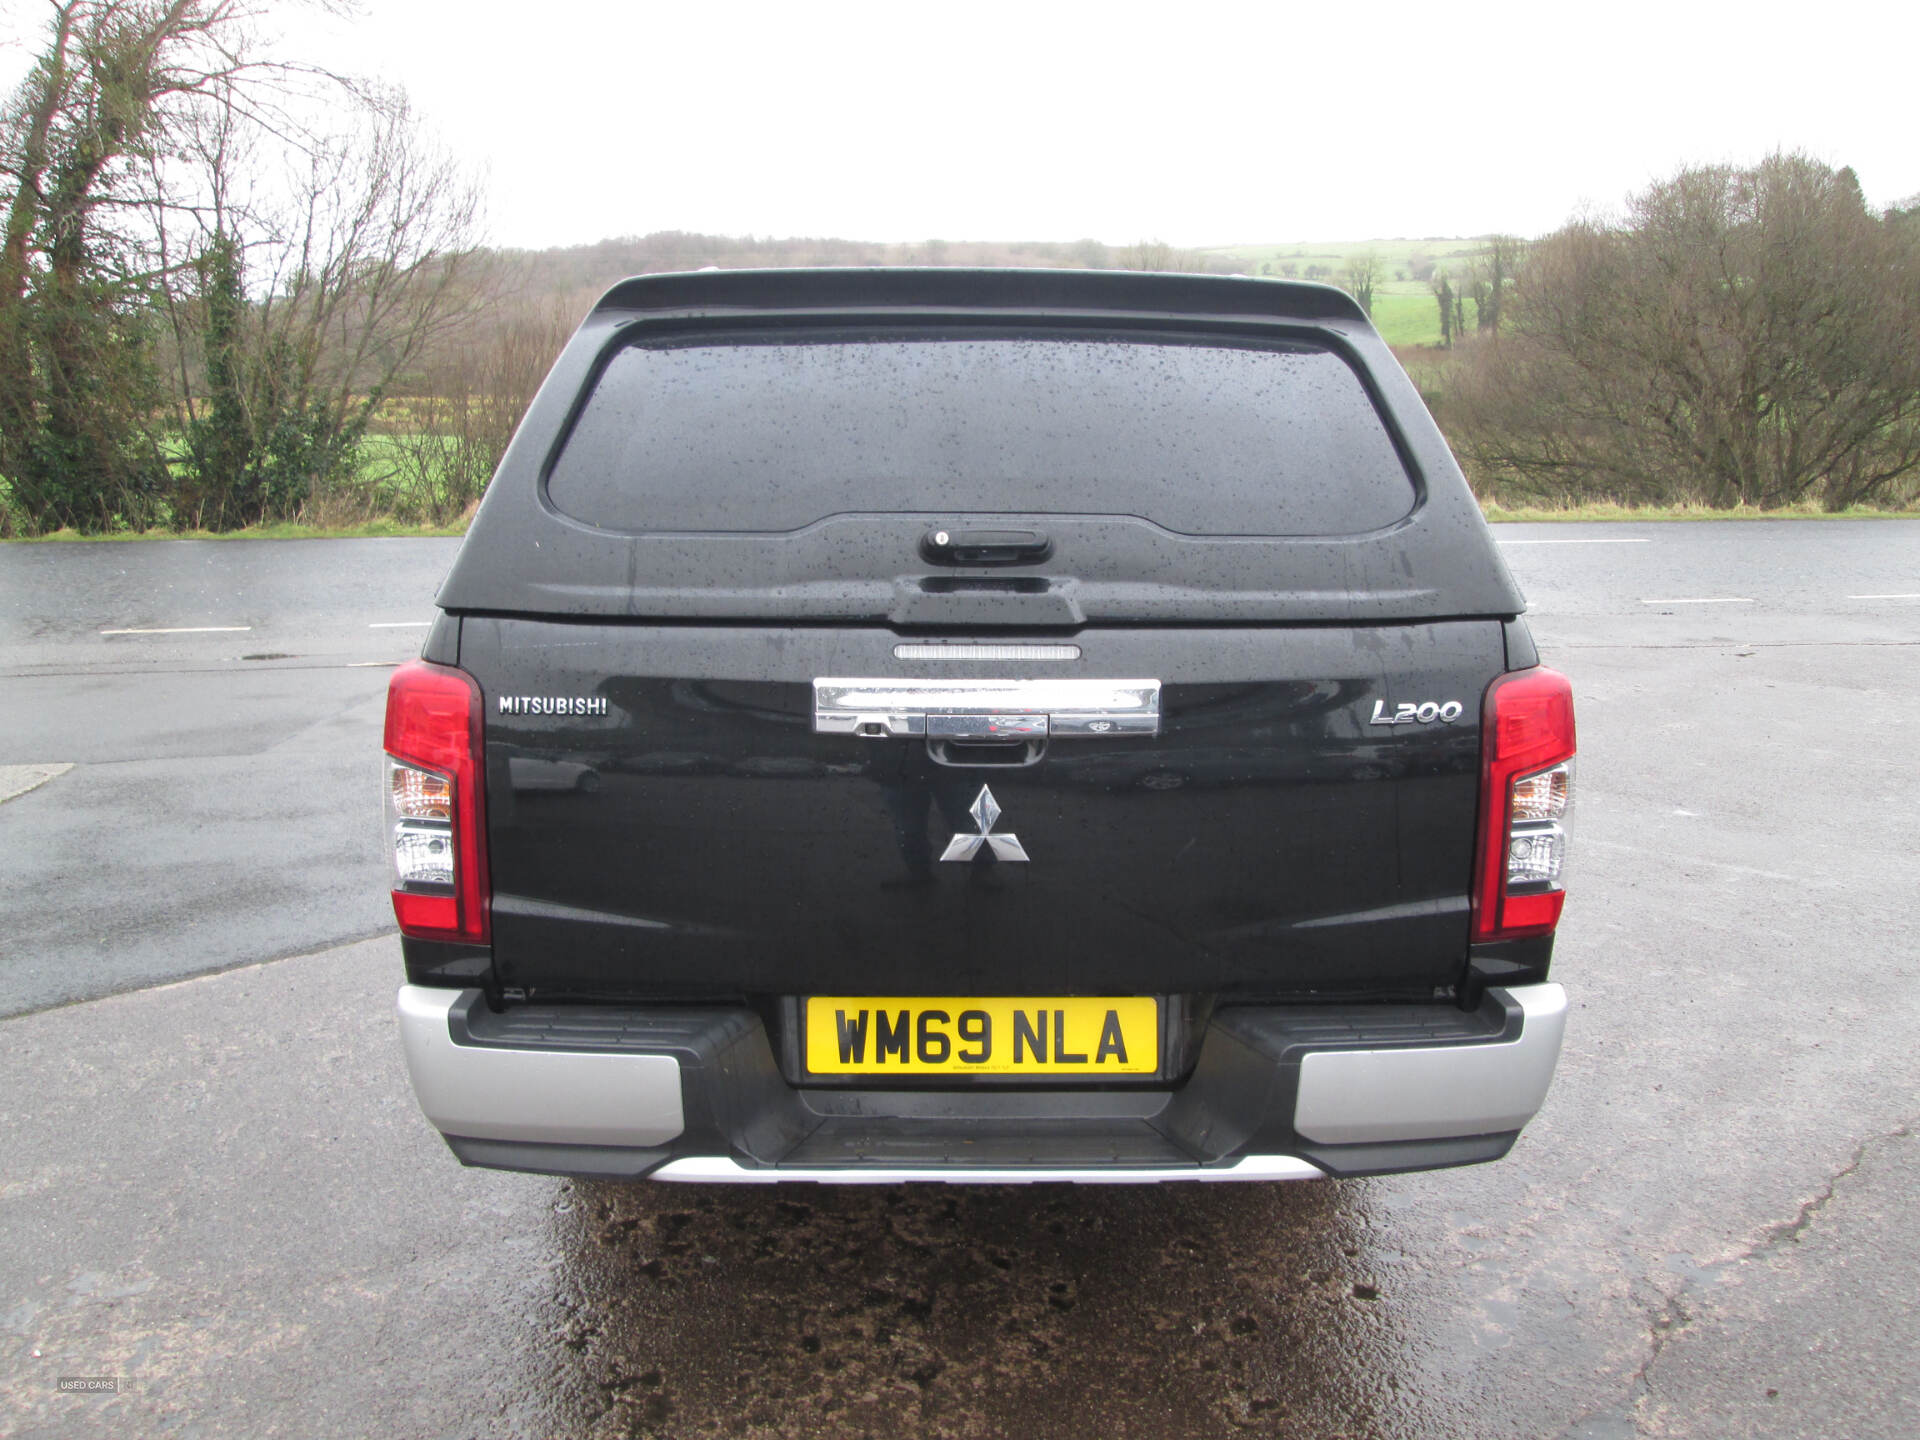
[368,621,433,628]
[1497,537,1653,545]
[0,763,74,805]
[100,625,252,635]
[1847,593,1920,600]
[1640,597,1753,605]
[347,661,401,668]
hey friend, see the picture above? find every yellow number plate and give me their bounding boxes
[804,997,1159,1076]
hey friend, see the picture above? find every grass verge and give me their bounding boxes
[12,518,469,542]
[1480,499,1919,522]
[5,501,1916,542]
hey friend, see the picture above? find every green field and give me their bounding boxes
[1364,292,1443,347]
[1205,237,1494,348]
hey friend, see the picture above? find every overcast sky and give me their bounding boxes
[5,0,1917,249]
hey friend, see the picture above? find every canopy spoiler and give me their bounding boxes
[588,266,1371,325]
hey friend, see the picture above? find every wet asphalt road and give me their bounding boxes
[0,538,460,1016]
[2,522,1918,1438]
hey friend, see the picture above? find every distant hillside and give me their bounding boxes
[487,230,1504,349]
[490,232,1236,314]
[1205,236,1487,274]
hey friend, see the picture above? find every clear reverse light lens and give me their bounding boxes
[1508,827,1566,885]
[393,822,455,887]
[1506,760,1572,889]
[385,756,455,889]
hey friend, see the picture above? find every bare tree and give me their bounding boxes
[1465,233,1526,333]
[1342,250,1381,317]
[1430,268,1454,348]
[1065,237,1109,269]
[0,0,256,530]
[1459,267,1489,333]
[0,0,482,533]
[161,79,485,527]
[375,288,575,525]
[1445,155,1920,509]
[1116,238,1209,272]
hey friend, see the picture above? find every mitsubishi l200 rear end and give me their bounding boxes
[386,269,1574,1182]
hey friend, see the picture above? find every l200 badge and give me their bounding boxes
[1369,698,1465,725]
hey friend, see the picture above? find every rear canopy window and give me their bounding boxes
[546,332,1415,535]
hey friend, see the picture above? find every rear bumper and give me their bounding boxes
[396,983,1567,1183]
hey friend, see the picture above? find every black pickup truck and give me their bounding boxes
[385,268,1574,1183]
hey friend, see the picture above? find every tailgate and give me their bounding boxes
[462,617,1500,1007]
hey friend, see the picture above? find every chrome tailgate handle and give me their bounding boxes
[814,678,1160,739]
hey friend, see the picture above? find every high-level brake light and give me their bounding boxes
[383,660,489,943]
[1473,667,1576,941]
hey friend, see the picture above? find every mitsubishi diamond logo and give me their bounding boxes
[939,786,1030,863]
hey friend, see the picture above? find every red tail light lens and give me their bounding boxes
[1473,666,1576,941]
[383,660,489,943]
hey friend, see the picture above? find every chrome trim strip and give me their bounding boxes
[650,1155,1326,1185]
[396,986,686,1148]
[1049,711,1160,737]
[893,643,1082,661]
[1293,983,1568,1145]
[814,677,1160,738]
[927,713,1048,741]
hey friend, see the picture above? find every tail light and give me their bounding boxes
[383,660,489,943]
[1473,666,1576,941]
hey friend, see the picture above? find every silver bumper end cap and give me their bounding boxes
[396,985,686,1149]
[1293,983,1568,1146]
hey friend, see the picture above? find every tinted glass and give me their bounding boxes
[547,334,1415,535]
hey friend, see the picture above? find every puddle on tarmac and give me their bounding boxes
[501,1177,1470,1440]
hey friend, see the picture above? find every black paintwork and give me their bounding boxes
[588,267,1371,324]
[420,612,460,667]
[1466,936,1556,999]
[1502,617,1540,671]
[460,618,1505,1010]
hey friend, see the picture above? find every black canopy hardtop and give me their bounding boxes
[436,267,1524,626]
